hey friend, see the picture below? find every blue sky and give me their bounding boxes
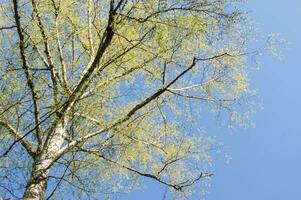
[117,1,301,199]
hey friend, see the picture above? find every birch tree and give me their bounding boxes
[0,0,259,199]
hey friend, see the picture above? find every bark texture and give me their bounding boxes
[23,121,67,200]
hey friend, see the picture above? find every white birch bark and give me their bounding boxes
[23,120,67,200]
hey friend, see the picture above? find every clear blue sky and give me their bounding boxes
[117,1,301,199]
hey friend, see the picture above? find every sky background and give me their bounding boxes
[117,0,301,199]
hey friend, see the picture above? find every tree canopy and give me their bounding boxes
[0,0,260,199]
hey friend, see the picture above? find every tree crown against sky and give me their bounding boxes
[0,0,264,199]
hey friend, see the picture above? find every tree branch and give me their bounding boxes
[12,0,42,147]
[0,25,16,31]
[0,120,35,157]
[58,0,116,115]
[56,53,231,159]
[73,113,102,126]
[42,0,117,154]
[31,0,59,106]
[78,147,210,191]
[51,0,71,94]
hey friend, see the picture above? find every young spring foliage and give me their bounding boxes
[0,0,261,199]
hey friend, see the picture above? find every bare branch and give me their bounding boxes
[0,25,16,31]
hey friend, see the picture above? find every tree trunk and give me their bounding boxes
[22,156,50,200]
[23,121,67,200]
